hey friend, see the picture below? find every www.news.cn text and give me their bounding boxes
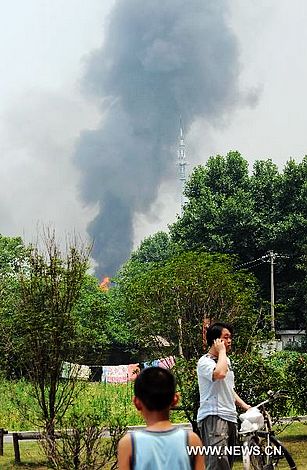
[186,445,283,457]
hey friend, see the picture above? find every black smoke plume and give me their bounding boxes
[75,0,247,277]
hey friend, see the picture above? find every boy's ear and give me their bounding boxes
[171,392,180,408]
[133,396,143,411]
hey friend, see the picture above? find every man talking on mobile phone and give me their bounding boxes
[197,322,251,470]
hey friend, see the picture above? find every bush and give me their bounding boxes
[42,391,128,470]
[43,409,126,470]
[231,352,289,420]
[173,358,199,432]
[283,352,307,415]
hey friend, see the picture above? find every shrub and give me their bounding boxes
[173,358,199,432]
[231,352,289,419]
[43,394,127,470]
[283,352,307,415]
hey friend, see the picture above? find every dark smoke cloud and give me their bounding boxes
[75,0,248,277]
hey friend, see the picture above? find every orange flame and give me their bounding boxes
[99,276,110,291]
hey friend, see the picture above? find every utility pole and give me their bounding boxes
[262,250,289,336]
[241,251,289,336]
[178,316,184,357]
[269,250,276,336]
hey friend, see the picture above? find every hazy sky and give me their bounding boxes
[1,1,307,274]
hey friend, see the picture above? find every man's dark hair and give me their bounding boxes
[206,322,233,347]
[134,367,176,411]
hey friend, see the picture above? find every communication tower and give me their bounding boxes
[177,118,188,214]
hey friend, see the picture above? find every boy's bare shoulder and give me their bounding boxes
[118,432,132,449]
[118,433,133,470]
[188,430,203,447]
[188,431,205,469]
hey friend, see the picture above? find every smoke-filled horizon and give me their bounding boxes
[75,0,252,278]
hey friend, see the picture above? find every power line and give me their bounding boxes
[242,260,267,269]
[236,252,291,269]
[236,251,290,337]
[235,255,269,269]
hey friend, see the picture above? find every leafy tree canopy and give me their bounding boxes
[0,234,26,275]
[130,231,182,264]
[115,251,260,360]
[0,235,29,375]
[170,152,307,329]
[72,274,110,364]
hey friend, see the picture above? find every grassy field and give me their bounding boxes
[0,441,47,469]
[0,379,188,431]
[276,422,307,469]
[0,379,140,430]
[232,422,307,470]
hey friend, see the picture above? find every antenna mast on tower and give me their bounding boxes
[178,117,188,214]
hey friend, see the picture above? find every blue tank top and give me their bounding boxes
[131,427,193,470]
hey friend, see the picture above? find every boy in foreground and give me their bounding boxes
[118,366,205,469]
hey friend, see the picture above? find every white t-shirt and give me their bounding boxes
[197,354,237,423]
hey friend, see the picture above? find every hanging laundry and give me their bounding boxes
[128,363,140,380]
[158,356,175,369]
[143,359,160,369]
[61,362,91,380]
[61,361,71,379]
[101,366,109,383]
[101,365,128,383]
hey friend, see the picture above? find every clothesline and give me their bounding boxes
[61,356,175,383]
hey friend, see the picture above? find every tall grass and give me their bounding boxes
[0,378,185,431]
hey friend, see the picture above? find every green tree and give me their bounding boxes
[73,273,139,366]
[103,285,141,361]
[0,235,28,377]
[130,231,182,264]
[72,274,109,365]
[102,233,183,361]
[115,250,260,429]
[8,231,90,459]
[0,234,26,275]
[170,152,307,330]
[283,352,307,415]
[0,235,111,374]
[117,251,260,359]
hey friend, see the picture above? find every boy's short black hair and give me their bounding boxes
[206,322,233,347]
[134,367,176,411]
